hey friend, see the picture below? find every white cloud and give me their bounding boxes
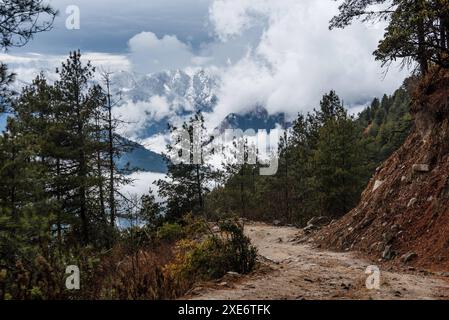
[112,95,172,138]
[128,32,199,73]
[120,171,166,200]
[141,134,170,154]
[0,52,130,86]
[2,0,411,140]
[206,0,408,127]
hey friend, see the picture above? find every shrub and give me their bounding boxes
[167,219,258,284]
[120,226,155,251]
[219,219,258,274]
[181,213,208,238]
[157,222,184,242]
[0,216,257,300]
[99,244,183,300]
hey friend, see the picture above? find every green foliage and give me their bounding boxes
[358,83,412,164]
[0,0,56,49]
[313,112,366,217]
[156,112,219,220]
[157,222,185,242]
[0,51,136,299]
[218,220,258,274]
[168,219,257,282]
[0,63,14,112]
[207,87,412,226]
[138,190,161,228]
[331,0,449,73]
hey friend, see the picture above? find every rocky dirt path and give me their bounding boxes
[188,223,449,300]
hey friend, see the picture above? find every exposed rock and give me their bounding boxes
[189,287,204,296]
[373,180,384,191]
[407,198,418,208]
[401,252,418,264]
[382,231,395,244]
[307,216,330,227]
[438,272,449,278]
[341,282,352,290]
[391,224,400,232]
[313,89,449,270]
[358,216,374,229]
[212,226,220,233]
[303,218,329,234]
[273,220,281,226]
[412,164,430,173]
[382,245,394,260]
[303,224,316,234]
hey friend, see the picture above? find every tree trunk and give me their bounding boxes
[105,77,116,229]
[195,164,204,212]
[79,149,89,244]
[95,116,107,225]
[56,158,62,251]
[417,1,428,74]
[418,22,428,73]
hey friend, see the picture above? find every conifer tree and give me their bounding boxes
[331,0,449,73]
[0,0,56,111]
[313,108,366,217]
[51,51,107,244]
[157,112,217,220]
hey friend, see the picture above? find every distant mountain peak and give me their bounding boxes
[217,106,290,133]
[111,69,219,139]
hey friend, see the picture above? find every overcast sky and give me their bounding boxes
[3,0,408,122]
[11,0,213,54]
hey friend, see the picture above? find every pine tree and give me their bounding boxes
[0,0,56,112]
[157,112,217,220]
[220,138,258,219]
[50,51,108,245]
[0,63,14,112]
[98,72,134,233]
[139,190,161,229]
[313,95,367,218]
[331,0,449,73]
[102,72,117,229]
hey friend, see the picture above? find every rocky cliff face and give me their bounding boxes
[315,70,449,271]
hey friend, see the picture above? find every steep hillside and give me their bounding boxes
[111,69,218,139]
[116,137,167,173]
[315,70,449,271]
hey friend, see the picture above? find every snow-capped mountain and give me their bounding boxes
[111,69,218,139]
[112,69,217,109]
[217,105,290,133]
[112,69,290,140]
[5,67,290,173]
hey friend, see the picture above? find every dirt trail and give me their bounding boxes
[189,223,449,300]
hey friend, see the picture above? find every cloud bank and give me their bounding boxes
[3,0,409,136]
[128,32,198,74]
[205,0,408,125]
